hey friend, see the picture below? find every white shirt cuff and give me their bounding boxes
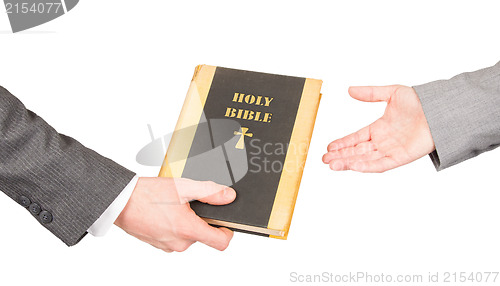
[87,175,138,236]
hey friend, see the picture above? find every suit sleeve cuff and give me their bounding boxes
[413,61,500,171]
[87,175,138,236]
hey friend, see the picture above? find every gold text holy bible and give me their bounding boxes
[159,65,322,239]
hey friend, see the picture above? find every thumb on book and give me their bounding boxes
[174,179,237,205]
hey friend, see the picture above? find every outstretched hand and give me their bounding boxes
[115,177,236,252]
[322,85,435,173]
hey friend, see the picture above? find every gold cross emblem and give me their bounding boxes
[234,127,253,149]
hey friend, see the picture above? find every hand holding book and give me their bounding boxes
[114,177,236,252]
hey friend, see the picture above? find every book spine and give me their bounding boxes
[159,65,217,177]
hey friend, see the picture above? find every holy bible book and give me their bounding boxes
[159,65,322,239]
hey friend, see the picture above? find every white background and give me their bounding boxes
[0,1,499,285]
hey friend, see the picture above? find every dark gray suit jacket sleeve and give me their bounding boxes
[0,86,135,246]
[413,61,500,171]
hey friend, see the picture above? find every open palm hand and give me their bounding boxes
[322,85,435,173]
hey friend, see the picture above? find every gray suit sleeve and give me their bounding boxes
[413,61,500,171]
[0,86,135,246]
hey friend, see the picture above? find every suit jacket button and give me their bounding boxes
[18,196,31,208]
[40,211,53,224]
[29,203,42,215]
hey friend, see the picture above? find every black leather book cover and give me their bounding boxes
[159,65,322,239]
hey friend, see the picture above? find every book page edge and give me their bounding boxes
[266,78,323,239]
